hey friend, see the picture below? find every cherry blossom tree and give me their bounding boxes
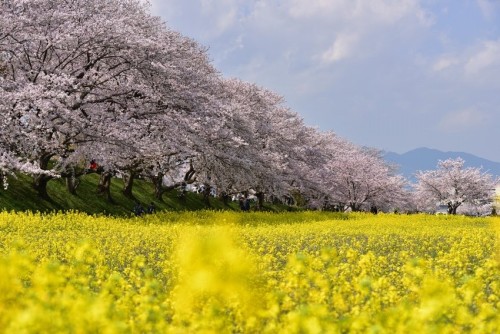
[0,0,219,199]
[185,78,326,208]
[182,78,284,206]
[322,143,408,212]
[414,158,497,214]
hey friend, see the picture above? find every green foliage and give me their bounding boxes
[0,173,247,215]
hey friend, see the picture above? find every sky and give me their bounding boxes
[150,0,500,162]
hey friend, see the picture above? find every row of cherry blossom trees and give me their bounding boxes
[0,0,496,213]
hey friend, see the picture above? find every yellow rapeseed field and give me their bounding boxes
[0,211,498,333]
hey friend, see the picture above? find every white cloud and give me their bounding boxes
[151,0,241,38]
[199,0,239,36]
[439,108,488,133]
[476,0,498,19]
[288,0,430,25]
[284,0,431,66]
[465,40,500,74]
[432,55,460,72]
[320,33,358,63]
[365,0,433,26]
[288,0,347,19]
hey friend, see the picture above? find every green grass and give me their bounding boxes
[0,173,294,216]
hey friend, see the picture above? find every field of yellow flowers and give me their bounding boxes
[0,211,498,333]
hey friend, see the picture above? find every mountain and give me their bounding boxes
[384,147,500,182]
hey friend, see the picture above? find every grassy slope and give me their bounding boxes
[0,173,292,216]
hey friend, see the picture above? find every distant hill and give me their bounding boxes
[384,147,500,182]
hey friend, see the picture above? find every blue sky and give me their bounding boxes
[150,0,500,162]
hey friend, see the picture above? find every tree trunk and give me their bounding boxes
[32,153,53,200]
[448,203,460,215]
[220,192,230,206]
[202,184,211,207]
[33,174,51,199]
[271,195,281,205]
[64,166,80,195]
[184,161,196,182]
[97,172,114,203]
[122,171,135,199]
[65,175,80,195]
[256,192,265,210]
[349,203,361,212]
[151,173,164,202]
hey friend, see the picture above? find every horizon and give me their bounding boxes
[389,146,500,162]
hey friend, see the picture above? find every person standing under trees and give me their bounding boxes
[239,196,251,211]
[133,202,145,216]
[147,202,156,214]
